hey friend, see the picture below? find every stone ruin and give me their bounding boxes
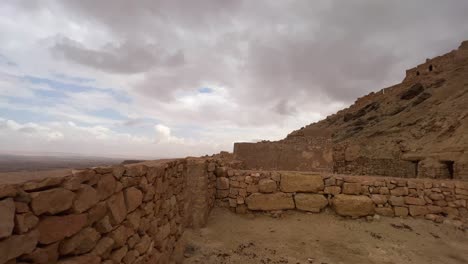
[0,157,467,264]
[0,41,468,263]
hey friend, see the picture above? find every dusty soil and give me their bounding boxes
[182,208,468,264]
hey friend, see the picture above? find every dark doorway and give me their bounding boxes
[429,65,433,72]
[443,161,454,179]
[416,71,420,76]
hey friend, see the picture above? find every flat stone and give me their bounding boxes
[280,173,324,193]
[97,174,117,201]
[294,194,328,213]
[342,183,362,195]
[246,193,295,211]
[0,230,39,264]
[216,177,229,190]
[258,179,277,193]
[375,207,394,217]
[0,198,15,239]
[390,187,409,196]
[332,194,375,217]
[370,195,388,205]
[394,206,409,217]
[73,185,98,213]
[59,227,101,255]
[107,192,127,225]
[37,214,87,244]
[124,187,143,213]
[23,177,64,192]
[30,188,75,215]
[324,186,341,195]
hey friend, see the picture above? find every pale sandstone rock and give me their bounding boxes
[342,183,362,195]
[280,173,324,193]
[245,193,295,211]
[332,194,374,217]
[124,187,143,213]
[37,214,87,244]
[0,198,15,238]
[107,192,127,225]
[294,194,328,213]
[57,255,101,264]
[14,212,39,234]
[73,185,98,213]
[30,188,75,215]
[0,230,39,264]
[22,242,59,264]
[97,174,117,201]
[409,205,428,216]
[59,227,101,255]
[258,179,277,193]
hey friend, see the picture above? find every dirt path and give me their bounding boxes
[182,208,468,264]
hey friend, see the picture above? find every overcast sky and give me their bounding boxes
[1,1,468,158]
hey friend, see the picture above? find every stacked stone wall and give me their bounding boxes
[0,158,219,264]
[215,169,468,226]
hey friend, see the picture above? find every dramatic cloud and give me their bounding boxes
[1,0,468,157]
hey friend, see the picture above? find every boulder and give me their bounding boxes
[332,194,374,217]
[294,194,328,212]
[342,183,362,195]
[0,198,15,239]
[280,173,324,193]
[0,230,39,264]
[14,212,39,234]
[245,193,295,211]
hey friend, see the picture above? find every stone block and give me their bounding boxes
[245,193,295,211]
[394,206,409,217]
[375,207,394,217]
[258,179,277,193]
[389,196,405,206]
[342,183,362,195]
[409,205,428,217]
[0,198,15,239]
[59,227,101,255]
[324,186,341,195]
[404,197,426,206]
[370,195,387,205]
[97,174,117,201]
[30,188,75,215]
[390,187,409,196]
[216,177,229,190]
[14,212,39,234]
[0,230,39,264]
[37,214,87,244]
[280,173,324,193]
[332,194,374,217]
[124,187,143,213]
[107,192,127,225]
[22,242,59,264]
[294,194,328,213]
[73,185,98,213]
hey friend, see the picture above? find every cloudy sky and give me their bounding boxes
[1,1,468,158]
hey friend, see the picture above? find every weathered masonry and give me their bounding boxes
[1,158,467,264]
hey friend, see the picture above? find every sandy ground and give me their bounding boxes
[182,208,468,264]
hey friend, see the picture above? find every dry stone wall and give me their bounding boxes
[0,158,219,264]
[215,169,468,227]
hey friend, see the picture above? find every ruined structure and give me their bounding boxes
[1,41,468,264]
[234,41,468,180]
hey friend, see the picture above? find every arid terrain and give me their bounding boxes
[183,208,468,264]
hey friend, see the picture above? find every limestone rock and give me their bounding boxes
[280,173,324,193]
[258,179,277,193]
[37,214,87,244]
[30,188,75,215]
[0,230,39,264]
[294,194,328,213]
[59,227,101,255]
[73,185,98,213]
[332,194,375,217]
[246,193,295,211]
[0,198,15,239]
[124,187,143,213]
[107,192,127,225]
